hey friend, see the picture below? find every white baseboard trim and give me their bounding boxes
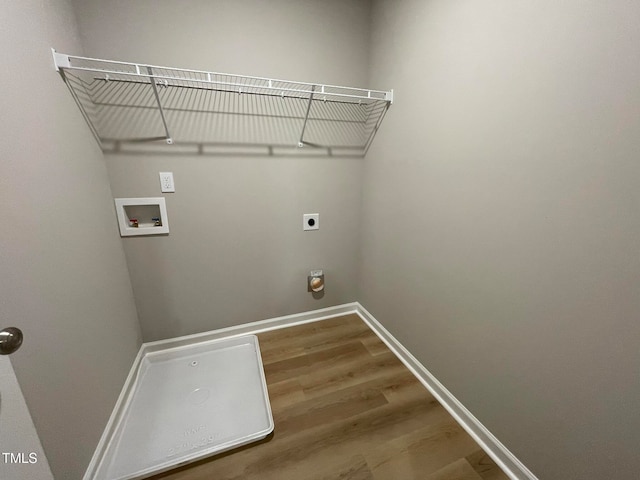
[354,303,538,480]
[85,301,537,480]
[142,302,359,355]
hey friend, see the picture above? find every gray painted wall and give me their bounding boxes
[360,1,640,479]
[7,1,637,478]
[0,1,142,478]
[71,0,372,341]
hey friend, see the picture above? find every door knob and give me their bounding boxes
[0,327,23,355]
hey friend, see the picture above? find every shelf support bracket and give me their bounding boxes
[385,89,394,104]
[52,48,70,71]
[147,66,173,144]
[298,85,316,147]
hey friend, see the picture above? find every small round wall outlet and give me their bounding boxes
[303,213,319,231]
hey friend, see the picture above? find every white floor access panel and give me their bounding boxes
[95,335,274,479]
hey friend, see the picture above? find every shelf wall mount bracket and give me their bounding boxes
[52,48,70,71]
[52,48,103,147]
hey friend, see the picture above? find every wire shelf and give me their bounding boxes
[53,50,392,156]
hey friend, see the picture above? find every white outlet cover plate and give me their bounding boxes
[303,213,319,231]
[159,172,175,193]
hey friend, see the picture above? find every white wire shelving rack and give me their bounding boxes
[52,49,393,156]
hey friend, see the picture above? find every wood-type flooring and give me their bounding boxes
[149,314,510,480]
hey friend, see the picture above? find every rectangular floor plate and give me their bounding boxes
[95,335,274,480]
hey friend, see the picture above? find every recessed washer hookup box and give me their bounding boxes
[95,335,274,480]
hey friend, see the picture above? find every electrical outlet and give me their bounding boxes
[303,213,319,231]
[159,172,175,193]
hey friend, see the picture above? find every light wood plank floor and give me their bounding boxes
[149,314,509,480]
